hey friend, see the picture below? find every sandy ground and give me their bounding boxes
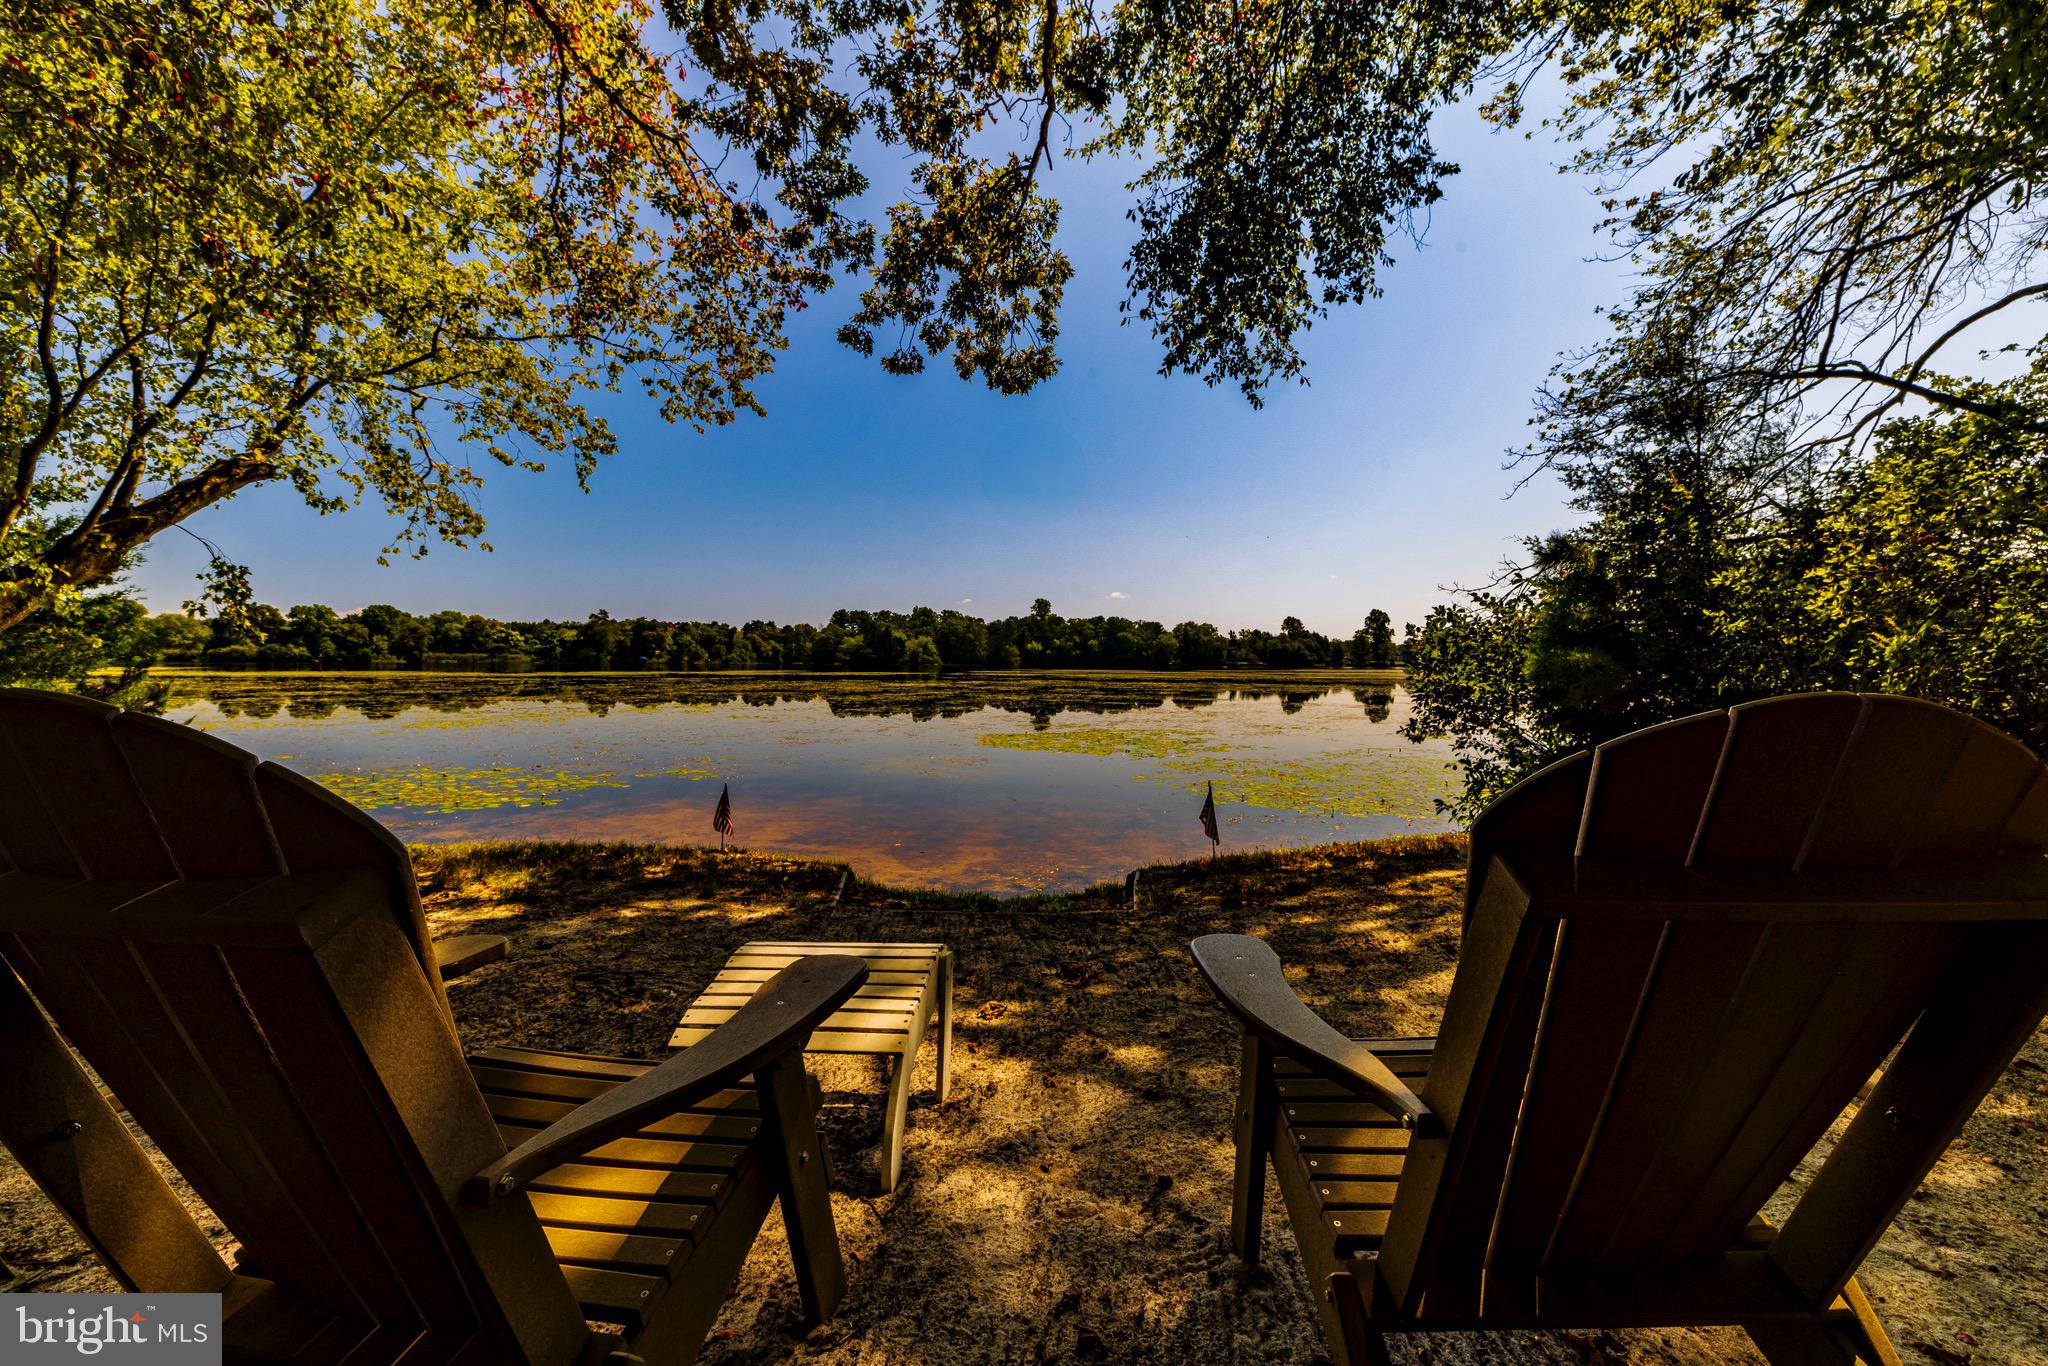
[3,837,2044,1365]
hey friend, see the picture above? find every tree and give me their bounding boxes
[1537,1,2048,450]
[1171,620,1227,668]
[0,0,838,630]
[11,1,2041,641]
[1351,609,1396,668]
[143,610,210,660]
[1404,348,2048,818]
[901,635,942,673]
[1779,357,2048,748]
[0,0,1496,634]
[0,585,163,708]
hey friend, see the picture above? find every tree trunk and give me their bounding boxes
[0,456,279,633]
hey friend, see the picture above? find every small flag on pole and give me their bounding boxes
[1198,781,1219,856]
[713,783,734,850]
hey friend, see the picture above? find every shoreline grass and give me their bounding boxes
[409,830,1471,915]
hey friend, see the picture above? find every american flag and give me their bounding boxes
[713,784,734,842]
[1198,781,1219,847]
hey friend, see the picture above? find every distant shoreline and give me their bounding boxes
[141,664,1411,680]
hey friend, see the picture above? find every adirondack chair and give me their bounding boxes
[1193,693,2048,1366]
[0,688,864,1364]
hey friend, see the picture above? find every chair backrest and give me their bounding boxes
[0,688,447,1016]
[1380,693,2048,1317]
[0,691,587,1360]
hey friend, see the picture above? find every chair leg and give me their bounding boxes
[1326,1270,1392,1366]
[1747,1279,1903,1366]
[1230,1030,1277,1263]
[757,1048,846,1326]
[878,1008,929,1192]
[934,951,953,1105]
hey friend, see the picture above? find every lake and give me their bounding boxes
[160,670,1460,893]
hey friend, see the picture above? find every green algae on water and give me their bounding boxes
[976,727,1224,761]
[308,765,629,813]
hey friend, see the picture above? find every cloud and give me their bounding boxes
[958,597,974,605]
[1107,590,1127,600]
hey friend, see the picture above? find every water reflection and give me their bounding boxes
[167,669,1401,726]
[159,670,1442,893]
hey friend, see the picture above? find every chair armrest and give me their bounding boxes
[434,934,509,981]
[464,954,868,1204]
[1190,933,1437,1136]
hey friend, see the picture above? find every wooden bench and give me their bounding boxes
[670,941,953,1191]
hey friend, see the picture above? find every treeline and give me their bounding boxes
[145,599,1405,672]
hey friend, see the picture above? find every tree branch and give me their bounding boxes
[0,161,82,540]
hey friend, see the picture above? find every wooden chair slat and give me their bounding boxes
[0,720,81,877]
[560,1265,666,1330]
[1903,722,2047,863]
[492,1123,747,1174]
[5,925,351,1299]
[1295,1131,1412,1156]
[220,893,589,1360]
[0,952,231,1293]
[1597,921,1855,1265]
[1313,1180,1399,1206]
[2002,769,2048,850]
[681,1003,916,1029]
[481,1094,761,1148]
[712,967,930,987]
[433,934,507,981]
[470,1045,661,1080]
[1768,922,2048,1308]
[131,938,440,1321]
[220,1283,369,1365]
[541,1227,693,1276]
[0,690,177,881]
[1689,694,1866,869]
[693,989,922,1015]
[1577,711,1730,862]
[1792,697,1973,870]
[1377,872,1555,1313]
[1299,1152,1406,1179]
[1281,1101,1411,1127]
[527,1192,710,1241]
[251,762,445,1015]
[704,966,929,987]
[670,1024,922,1054]
[1489,919,1663,1270]
[739,940,949,953]
[1666,926,1956,1261]
[1462,750,1591,921]
[528,1163,730,1206]
[1278,1073,1429,1099]
[109,712,285,879]
[1542,922,1769,1271]
[727,951,935,973]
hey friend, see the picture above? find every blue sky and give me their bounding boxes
[129,97,1634,636]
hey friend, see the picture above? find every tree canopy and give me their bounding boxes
[6,0,2041,643]
[1404,350,2048,820]
[129,596,1401,672]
